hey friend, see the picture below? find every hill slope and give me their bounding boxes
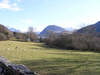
[77,25,96,33]
[77,21,100,34]
[0,24,13,40]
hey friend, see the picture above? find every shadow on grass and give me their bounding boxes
[30,42,100,54]
[14,58,100,75]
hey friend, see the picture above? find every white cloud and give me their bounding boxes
[0,0,21,11]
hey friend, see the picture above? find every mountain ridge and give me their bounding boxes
[76,21,100,34]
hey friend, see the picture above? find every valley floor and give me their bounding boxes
[0,41,100,75]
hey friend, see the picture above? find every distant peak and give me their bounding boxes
[40,25,66,37]
[47,25,59,27]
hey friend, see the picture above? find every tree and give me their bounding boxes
[44,30,57,46]
[27,27,38,41]
[13,32,27,41]
[44,32,100,52]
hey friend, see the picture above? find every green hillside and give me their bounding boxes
[0,41,100,75]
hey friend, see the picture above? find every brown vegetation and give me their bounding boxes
[0,25,38,42]
[26,27,38,41]
[0,24,13,41]
[44,33,100,51]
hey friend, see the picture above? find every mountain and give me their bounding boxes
[76,21,100,34]
[8,28,20,32]
[77,25,96,33]
[95,21,100,32]
[39,25,66,37]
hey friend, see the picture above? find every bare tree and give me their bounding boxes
[27,27,38,41]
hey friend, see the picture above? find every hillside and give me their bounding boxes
[0,41,100,75]
[0,24,13,40]
[77,25,96,33]
[77,21,100,34]
[95,21,100,32]
[39,25,66,37]
[0,24,13,34]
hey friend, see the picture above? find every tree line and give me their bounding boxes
[43,31,100,51]
[0,24,38,42]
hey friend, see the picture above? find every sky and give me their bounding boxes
[0,0,100,32]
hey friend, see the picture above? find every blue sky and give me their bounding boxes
[0,0,100,32]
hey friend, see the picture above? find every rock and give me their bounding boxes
[0,56,37,75]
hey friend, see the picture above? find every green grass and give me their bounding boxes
[0,41,100,75]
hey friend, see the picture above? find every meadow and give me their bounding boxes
[0,41,100,75]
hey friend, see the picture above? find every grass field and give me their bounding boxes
[0,41,100,75]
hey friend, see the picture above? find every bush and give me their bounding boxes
[0,33,7,41]
[13,32,27,42]
[44,33,100,51]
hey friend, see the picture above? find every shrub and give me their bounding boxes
[44,33,100,51]
[0,33,7,41]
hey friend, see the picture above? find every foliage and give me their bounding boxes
[44,33,100,51]
[0,33,7,40]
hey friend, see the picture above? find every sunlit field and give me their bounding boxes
[0,41,100,75]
